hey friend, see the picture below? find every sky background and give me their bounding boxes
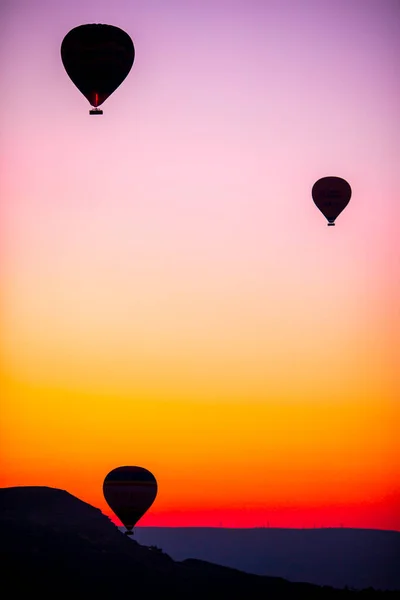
[1,0,399,529]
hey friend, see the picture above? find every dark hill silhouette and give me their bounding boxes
[132,526,400,591]
[0,486,396,598]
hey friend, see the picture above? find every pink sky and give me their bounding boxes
[1,0,399,529]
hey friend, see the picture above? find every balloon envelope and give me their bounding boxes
[312,176,352,226]
[103,466,157,532]
[61,24,135,112]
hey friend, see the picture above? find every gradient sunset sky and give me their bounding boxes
[1,0,399,530]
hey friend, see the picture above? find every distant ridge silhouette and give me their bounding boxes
[0,486,397,598]
[132,526,400,591]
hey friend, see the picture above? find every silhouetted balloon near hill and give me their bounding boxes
[1,487,396,597]
[103,466,158,535]
[312,177,352,226]
[61,24,135,115]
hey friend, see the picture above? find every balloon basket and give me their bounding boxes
[124,530,134,536]
[89,108,103,115]
[327,223,335,226]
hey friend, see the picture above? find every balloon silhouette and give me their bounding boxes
[312,176,352,226]
[61,24,135,115]
[103,466,157,535]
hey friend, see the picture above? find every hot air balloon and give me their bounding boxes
[312,176,352,226]
[103,466,157,535]
[61,24,135,115]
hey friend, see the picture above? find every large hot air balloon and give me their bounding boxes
[103,466,157,535]
[61,24,135,115]
[312,176,352,226]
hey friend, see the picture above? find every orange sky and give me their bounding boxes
[1,0,399,530]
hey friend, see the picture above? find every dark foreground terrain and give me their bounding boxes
[0,486,397,599]
[132,526,400,591]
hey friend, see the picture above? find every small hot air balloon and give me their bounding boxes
[312,176,352,226]
[103,466,157,535]
[61,24,135,115]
